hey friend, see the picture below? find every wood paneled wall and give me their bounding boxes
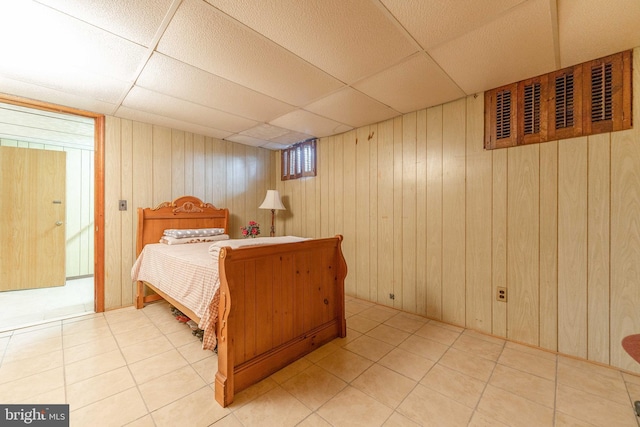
[104,117,275,310]
[276,47,640,373]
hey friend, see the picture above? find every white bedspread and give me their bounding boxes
[131,242,219,328]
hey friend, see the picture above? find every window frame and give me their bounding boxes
[281,139,317,181]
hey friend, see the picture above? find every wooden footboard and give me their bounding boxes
[214,235,347,407]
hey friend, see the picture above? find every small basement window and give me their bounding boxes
[281,139,316,180]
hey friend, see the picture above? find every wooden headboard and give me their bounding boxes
[136,196,229,256]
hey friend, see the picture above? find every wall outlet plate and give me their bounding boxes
[119,200,127,211]
[496,287,507,302]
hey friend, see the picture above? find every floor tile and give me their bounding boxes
[128,348,188,385]
[281,364,347,410]
[414,322,462,346]
[66,366,136,409]
[383,312,427,334]
[555,383,638,427]
[138,365,207,411]
[378,347,435,381]
[151,386,229,427]
[397,334,449,361]
[488,363,555,408]
[420,364,486,408]
[366,324,411,346]
[64,349,126,385]
[557,360,629,406]
[315,348,373,383]
[347,315,381,334]
[438,347,496,382]
[234,386,311,427]
[477,384,554,427]
[317,386,394,427]
[351,364,416,408]
[398,383,473,426]
[71,387,148,427]
[452,333,504,361]
[498,346,557,380]
[343,335,394,361]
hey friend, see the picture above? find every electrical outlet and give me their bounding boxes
[496,287,507,302]
[119,200,127,211]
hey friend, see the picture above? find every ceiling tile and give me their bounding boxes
[0,76,119,115]
[380,0,526,50]
[429,0,556,94]
[136,53,295,122]
[225,134,270,148]
[240,124,291,140]
[262,141,290,150]
[157,0,344,106]
[304,87,399,128]
[354,53,465,113]
[35,0,175,46]
[122,86,258,133]
[116,106,232,140]
[206,0,418,83]
[270,130,315,145]
[558,0,640,67]
[270,110,352,138]
[0,1,147,83]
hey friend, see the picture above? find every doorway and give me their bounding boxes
[0,96,104,331]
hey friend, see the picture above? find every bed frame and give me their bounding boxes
[134,196,347,407]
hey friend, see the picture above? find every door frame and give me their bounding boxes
[0,93,105,312]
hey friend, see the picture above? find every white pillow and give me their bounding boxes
[163,228,225,238]
[160,234,229,245]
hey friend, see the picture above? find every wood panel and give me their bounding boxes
[393,117,403,309]
[610,51,640,373]
[465,94,492,333]
[426,106,443,320]
[343,131,357,296]
[507,143,539,346]
[442,99,466,325]
[587,133,610,364]
[171,130,185,198]
[377,120,394,306]
[368,125,379,303]
[120,119,134,304]
[402,112,417,312]
[491,147,508,338]
[356,126,370,300]
[105,116,124,308]
[415,111,427,316]
[539,140,558,351]
[611,124,640,372]
[558,137,588,358]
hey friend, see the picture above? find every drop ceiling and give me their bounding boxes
[0,0,638,150]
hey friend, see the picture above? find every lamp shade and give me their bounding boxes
[259,190,286,210]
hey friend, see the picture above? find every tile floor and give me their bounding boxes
[1,296,640,426]
[0,277,95,332]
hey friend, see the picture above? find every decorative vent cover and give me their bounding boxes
[523,82,541,135]
[485,49,631,150]
[591,62,613,123]
[555,72,575,130]
[496,89,512,140]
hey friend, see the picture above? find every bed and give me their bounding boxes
[131,196,347,407]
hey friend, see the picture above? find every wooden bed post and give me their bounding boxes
[215,248,234,407]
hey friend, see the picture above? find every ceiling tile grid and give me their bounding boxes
[1,0,639,149]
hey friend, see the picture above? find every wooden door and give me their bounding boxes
[0,146,66,291]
